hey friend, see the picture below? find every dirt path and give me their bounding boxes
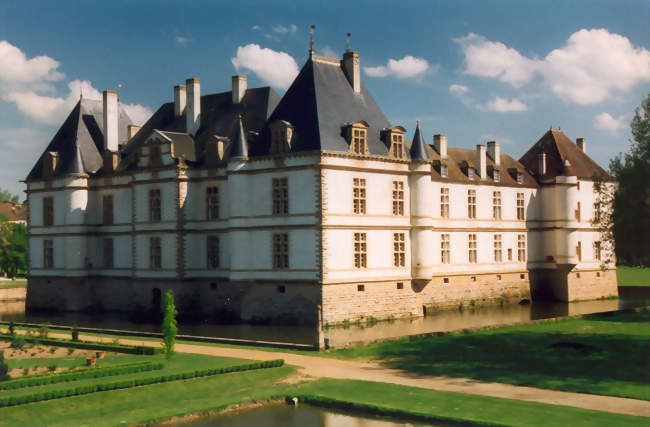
[6,329,650,418]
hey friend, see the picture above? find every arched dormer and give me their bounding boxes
[382,126,406,159]
[269,120,293,154]
[42,151,59,177]
[344,120,369,155]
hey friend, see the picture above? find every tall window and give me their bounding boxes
[351,128,367,154]
[150,237,161,270]
[440,164,448,178]
[103,195,114,225]
[594,241,602,261]
[468,234,477,264]
[468,168,475,181]
[206,187,219,220]
[494,234,502,263]
[440,188,449,218]
[353,178,366,214]
[393,233,405,267]
[103,238,114,268]
[441,234,450,264]
[43,239,54,268]
[391,133,404,158]
[273,233,289,269]
[516,172,524,184]
[517,234,526,262]
[575,202,581,221]
[148,145,161,167]
[354,232,367,268]
[467,189,476,219]
[576,241,582,262]
[492,191,502,220]
[593,203,601,222]
[43,197,54,226]
[517,193,525,220]
[392,181,404,216]
[272,178,289,215]
[493,169,500,183]
[149,189,161,222]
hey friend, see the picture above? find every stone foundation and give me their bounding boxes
[530,268,618,302]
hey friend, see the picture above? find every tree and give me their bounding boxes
[0,221,27,278]
[609,93,650,266]
[161,290,178,360]
[0,189,19,203]
[0,351,9,382]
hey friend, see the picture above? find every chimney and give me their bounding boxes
[127,125,141,140]
[487,141,500,167]
[342,51,360,93]
[433,134,447,159]
[186,78,201,136]
[538,152,547,176]
[232,75,247,104]
[476,144,487,180]
[174,85,186,117]
[576,137,586,153]
[103,90,119,152]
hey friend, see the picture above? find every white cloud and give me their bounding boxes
[251,25,262,31]
[482,97,528,112]
[320,45,338,58]
[449,84,469,96]
[456,29,650,104]
[290,24,297,33]
[231,44,299,90]
[0,40,65,87]
[594,112,626,132]
[272,25,289,34]
[364,55,431,79]
[0,127,50,152]
[174,36,190,48]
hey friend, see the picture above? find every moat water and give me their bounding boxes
[1,287,648,348]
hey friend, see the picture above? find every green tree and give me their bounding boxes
[609,93,650,266]
[0,221,27,278]
[0,189,19,203]
[161,290,178,360]
[0,351,9,382]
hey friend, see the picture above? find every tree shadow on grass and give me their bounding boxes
[584,309,650,323]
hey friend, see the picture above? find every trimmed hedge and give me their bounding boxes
[0,359,284,407]
[0,333,159,355]
[0,362,163,390]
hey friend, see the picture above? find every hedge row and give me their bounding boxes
[0,359,284,407]
[0,333,159,355]
[0,362,163,390]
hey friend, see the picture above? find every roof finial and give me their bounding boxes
[345,32,351,52]
[309,25,316,56]
[417,119,420,127]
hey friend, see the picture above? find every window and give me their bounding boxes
[441,234,450,264]
[576,241,582,262]
[148,145,161,167]
[467,189,476,219]
[149,189,161,222]
[516,172,524,184]
[150,237,161,270]
[207,236,219,269]
[575,202,581,221]
[468,234,477,263]
[273,233,289,269]
[468,168,475,181]
[494,234,502,263]
[357,284,365,292]
[354,232,367,268]
[594,241,601,261]
[43,239,54,268]
[517,193,525,220]
[272,178,289,215]
[593,203,600,222]
[392,181,404,216]
[508,248,513,261]
[43,197,54,226]
[206,187,219,220]
[103,195,114,225]
[353,178,366,214]
[493,169,500,183]
[396,282,404,289]
[440,188,449,218]
[103,238,114,268]
[517,234,526,262]
[492,191,502,220]
[393,233,406,267]
[277,285,286,293]
[391,133,405,158]
[440,164,448,178]
[351,127,367,154]
[270,125,292,153]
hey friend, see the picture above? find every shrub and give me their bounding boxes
[38,327,48,338]
[10,335,25,350]
[8,321,15,335]
[161,290,178,360]
[0,351,9,381]
[47,365,56,372]
[71,327,79,341]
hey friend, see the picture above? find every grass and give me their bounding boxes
[618,266,650,286]
[0,279,26,288]
[326,310,650,401]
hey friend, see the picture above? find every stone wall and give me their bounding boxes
[529,268,618,302]
[0,285,26,300]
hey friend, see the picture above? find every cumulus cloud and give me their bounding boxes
[0,40,64,92]
[449,84,469,96]
[364,55,431,79]
[231,44,299,90]
[482,97,528,112]
[594,112,626,132]
[456,29,650,104]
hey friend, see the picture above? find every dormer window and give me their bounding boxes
[346,121,369,155]
[269,120,293,154]
[382,126,406,159]
[149,145,161,167]
[468,167,475,181]
[441,164,448,178]
[517,172,523,184]
[493,169,500,183]
[43,151,59,177]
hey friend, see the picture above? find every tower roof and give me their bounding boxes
[409,121,429,160]
[230,115,248,159]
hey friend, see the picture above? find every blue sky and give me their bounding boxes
[1,0,649,197]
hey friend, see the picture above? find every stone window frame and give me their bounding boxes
[43,239,54,268]
[206,186,219,220]
[272,233,289,270]
[440,164,448,178]
[102,194,114,225]
[518,234,527,262]
[150,236,162,270]
[516,172,524,184]
[392,181,404,216]
[516,192,525,220]
[103,238,114,268]
[393,232,406,267]
[269,120,293,154]
[207,235,220,269]
[468,233,477,264]
[347,121,369,155]
[468,167,475,181]
[494,234,502,263]
[43,196,54,226]
[272,177,289,215]
[493,169,500,183]
[467,189,477,219]
[353,178,366,215]
[440,187,450,218]
[441,233,450,264]
[390,133,405,158]
[354,232,367,268]
[149,189,162,222]
[492,191,502,220]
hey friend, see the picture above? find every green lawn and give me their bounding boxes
[618,266,650,286]
[326,310,650,401]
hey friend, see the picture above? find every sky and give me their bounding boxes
[1,0,649,198]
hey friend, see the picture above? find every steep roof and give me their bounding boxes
[519,130,612,180]
[26,98,133,180]
[409,121,429,160]
[253,55,392,156]
[230,115,248,159]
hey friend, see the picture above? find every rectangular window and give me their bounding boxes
[440,187,449,218]
[517,193,525,220]
[517,172,524,184]
[468,234,477,264]
[576,241,582,262]
[273,233,289,269]
[494,234,502,263]
[508,248,513,261]
[441,234,450,264]
[492,191,502,220]
[594,241,601,261]
[467,189,476,219]
[440,164,448,178]
[149,189,161,222]
[206,187,219,220]
[575,202,581,221]
[391,134,404,158]
[43,239,54,268]
[103,238,114,268]
[353,178,366,214]
[103,195,114,225]
[518,234,526,262]
[393,233,406,267]
[493,169,500,183]
[354,232,367,268]
[352,128,367,154]
[392,181,404,216]
[43,197,54,226]
[150,237,161,270]
[272,178,289,215]
[593,203,600,222]
[468,168,475,181]
[207,235,219,269]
